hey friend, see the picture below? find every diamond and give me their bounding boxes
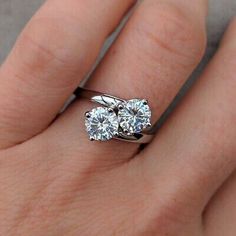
[118,99,151,134]
[85,107,119,141]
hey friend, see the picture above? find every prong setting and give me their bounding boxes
[78,87,154,143]
[118,99,152,134]
[123,129,129,134]
[84,98,151,141]
[85,111,91,118]
[143,99,148,105]
[118,104,124,110]
[108,108,114,113]
[85,107,119,141]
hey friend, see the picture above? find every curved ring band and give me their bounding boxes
[74,87,154,144]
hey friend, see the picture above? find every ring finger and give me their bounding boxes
[47,0,208,164]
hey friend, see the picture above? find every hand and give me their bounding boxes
[0,0,236,235]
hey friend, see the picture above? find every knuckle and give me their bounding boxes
[17,20,70,68]
[137,179,194,235]
[144,195,192,235]
[11,17,90,88]
[133,2,206,68]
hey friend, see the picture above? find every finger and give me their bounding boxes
[0,0,135,149]
[141,19,236,217]
[49,0,207,163]
[204,171,236,236]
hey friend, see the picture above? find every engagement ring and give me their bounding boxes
[74,87,154,144]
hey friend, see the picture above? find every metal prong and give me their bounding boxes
[90,137,95,141]
[85,111,91,118]
[123,129,129,134]
[146,123,152,128]
[143,99,148,105]
[108,108,114,113]
[118,104,124,110]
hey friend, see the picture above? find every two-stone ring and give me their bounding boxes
[74,87,154,144]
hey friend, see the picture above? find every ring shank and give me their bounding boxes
[74,87,103,99]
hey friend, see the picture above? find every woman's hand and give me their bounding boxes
[0,0,236,235]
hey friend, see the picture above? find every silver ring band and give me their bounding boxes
[74,87,154,144]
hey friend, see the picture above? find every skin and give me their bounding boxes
[0,0,236,235]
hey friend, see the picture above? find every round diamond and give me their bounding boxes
[85,107,119,141]
[118,99,151,134]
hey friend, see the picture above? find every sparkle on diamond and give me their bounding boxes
[118,99,151,134]
[85,107,119,141]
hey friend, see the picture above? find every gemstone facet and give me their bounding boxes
[118,99,151,134]
[85,107,119,141]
